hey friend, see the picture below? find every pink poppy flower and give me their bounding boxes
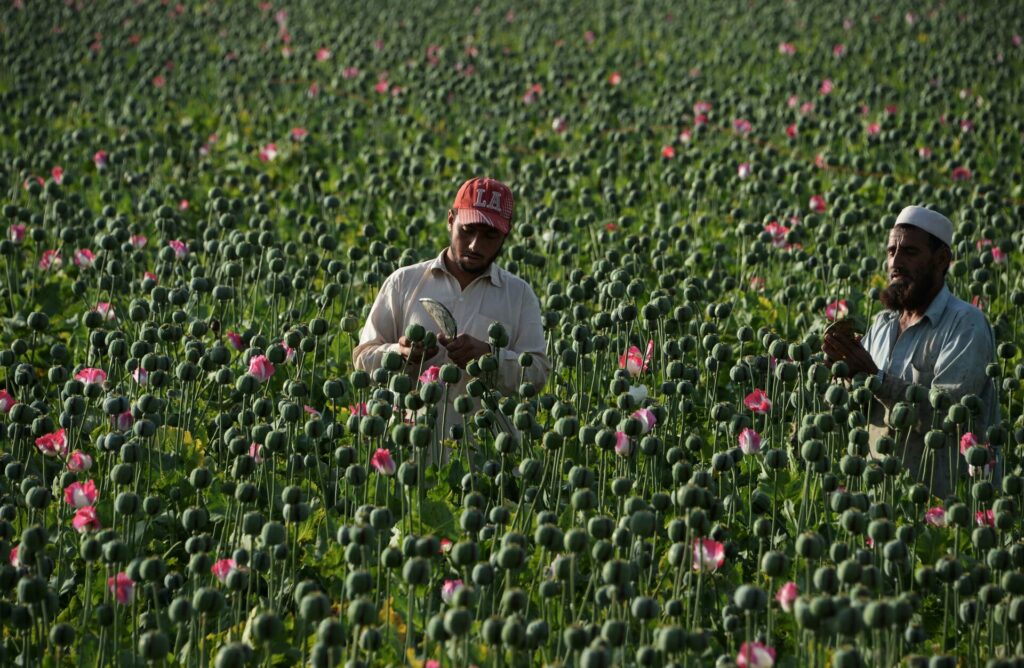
[65,480,98,508]
[315,47,331,62]
[349,403,368,416]
[960,432,979,454]
[440,538,453,553]
[290,127,308,142]
[775,582,797,612]
[307,82,320,98]
[130,234,147,248]
[866,122,881,135]
[132,367,149,386]
[9,545,19,568]
[738,428,762,455]
[283,344,296,363]
[370,448,396,475]
[819,79,833,95]
[303,405,320,417]
[764,221,790,248]
[614,432,631,458]
[924,507,946,527]
[143,271,159,282]
[732,118,752,134]
[959,119,974,134]
[179,199,189,210]
[95,302,115,321]
[75,368,107,385]
[168,239,188,259]
[39,249,63,271]
[583,30,596,43]
[678,128,692,144]
[51,166,64,185]
[522,83,543,104]
[692,537,726,571]
[93,150,108,169]
[744,389,772,414]
[661,145,675,159]
[976,509,995,527]
[8,224,26,244]
[35,429,67,457]
[809,194,827,213]
[551,117,567,134]
[374,79,390,94]
[749,276,765,292]
[992,248,1006,264]
[832,43,846,58]
[607,71,621,86]
[737,641,776,668]
[249,442,263,464]
[633,408,657,434]
[815,153,827,169]
[777,42,795,55]
[107,572,135,604]
[825,299,848,321]
[248,355,275,382]
[342,66,360,79]
[785,124,798,139]
[73,248,95,268]
[787,95,799,108]
[226,331,243,351]
[441,579,463,604]
[23,175,44,190]
[800,101,815,115]
[211,558,237,583]
[113,410,134,431]
[1014,34,1022,47]
[951,166,972,181]
[619,340,653,377]
[0,389,15,414]
[72,506,102,533]
[737,163,751,179]
[67,450,93,472]
[419,366,441,384]
[917,146,932,160]
[258,143,278,162]
[151,75,166,88]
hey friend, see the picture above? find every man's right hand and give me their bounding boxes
[398,336,438,366]
[821,331,879,376]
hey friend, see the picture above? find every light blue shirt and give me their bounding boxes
[861,284,999,497]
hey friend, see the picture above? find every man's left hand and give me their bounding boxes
[439,333,491,369]
[821,331,879,376]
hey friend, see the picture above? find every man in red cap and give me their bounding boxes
[353,177,549,436]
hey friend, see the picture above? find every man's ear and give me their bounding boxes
[447,209,455,227]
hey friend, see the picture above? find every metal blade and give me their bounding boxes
[418,298,458,339]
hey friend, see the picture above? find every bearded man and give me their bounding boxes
[822,206,999,500]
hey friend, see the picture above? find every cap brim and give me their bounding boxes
[455,208,510,235]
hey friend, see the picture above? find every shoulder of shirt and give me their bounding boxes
[942,292,992,329]
[492,264,536,293]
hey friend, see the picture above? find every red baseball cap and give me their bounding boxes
[452,177,514,235]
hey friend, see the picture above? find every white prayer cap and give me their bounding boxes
[894,206,953,247]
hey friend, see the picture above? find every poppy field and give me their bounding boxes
[2,1,1024,666]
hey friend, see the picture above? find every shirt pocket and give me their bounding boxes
[477,301,516,341]
[910,362,934,389]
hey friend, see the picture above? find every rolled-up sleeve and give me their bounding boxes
[352,275,404,372]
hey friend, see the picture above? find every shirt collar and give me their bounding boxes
[921,283,951,325]
[430,248,504,287]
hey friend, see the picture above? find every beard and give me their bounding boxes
[880,271,938,311]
